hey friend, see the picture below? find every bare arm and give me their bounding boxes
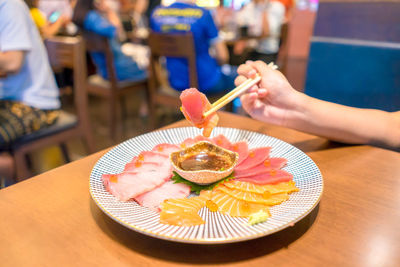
[40,17,67,39]
[213,41,229,65]
[237,60,400,150]
[288,93,400,148]
[0,51,25,77]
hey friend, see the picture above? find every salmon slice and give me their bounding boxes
[223,180,299,195]
[180,88,219,137]
[215,185,289,205]
[235,147,271,171]
[210,190,270,217]
[234,157,288,178]
[159,195,209,226]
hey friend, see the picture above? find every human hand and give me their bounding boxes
[235,60,302,127]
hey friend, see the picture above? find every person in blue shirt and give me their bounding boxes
[0,0,61,183]
[72,0,147,82]
[150,0,236,94]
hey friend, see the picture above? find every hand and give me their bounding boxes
[235,60,302,127]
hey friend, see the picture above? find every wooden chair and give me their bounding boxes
[10,36,96,181]
[147,32,198,128]
[82,31,149,140]
[277,22,290,75]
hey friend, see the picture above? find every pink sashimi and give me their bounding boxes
[236,169,293,185]
[230,141,249,165]
[180,88,219,137]
[234,158,288,178]
[193,135,211,143]
[129,151,168,164]
[124,161,161,173]
[135,181,191,212]
[152,143,181,156]
[181,137,196,148]
[211,134,232,150]
[235,147,271,171]
[102,169,173,201]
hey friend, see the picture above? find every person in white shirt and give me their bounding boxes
[235,0,285,64]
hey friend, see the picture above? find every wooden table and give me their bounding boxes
[1,112,399,266]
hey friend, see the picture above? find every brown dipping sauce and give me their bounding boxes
[179,152,231,171]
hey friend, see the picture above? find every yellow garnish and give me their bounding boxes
[264,160,271,167]
[232,144,239,151]
[180,143,186,148]
[249,152,255,158]
[158,147,164,152]
[138,154,144,161]
[206,200,218,212]
[216,139,222,145]
[109,175,118,183]
[248,210,269,226]
[270,169,277,176]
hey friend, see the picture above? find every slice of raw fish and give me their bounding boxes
[180,137,196,148]
[211,134,232,150]
[151,143,181,156]
[123,161,161,173]
[234,158,287,178]
[236,169,293,185]
[223,180,299,195]
[128,151,168,164]
[230,141,249,165]
[180,88,219,137]
[234,147,271,171]
[102,169,173,201]
[135,181,190,212]
[193,135,211,143]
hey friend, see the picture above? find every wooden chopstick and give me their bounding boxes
[203,74,261,118]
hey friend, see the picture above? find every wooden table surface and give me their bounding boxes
[1,112,400,267]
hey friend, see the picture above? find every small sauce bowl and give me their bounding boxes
[170,141,238,185]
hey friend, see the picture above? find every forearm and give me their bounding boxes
[286,93,400,148]
[41,20,64,39]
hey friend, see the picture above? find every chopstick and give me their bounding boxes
[203,74,261,118]
[203,62,278,118]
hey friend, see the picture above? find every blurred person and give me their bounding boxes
[150,0,236,94]
[235,0,285,64]
[0,0,61,182]
[72,0,147,81]
[24,0,70,38]
[235,60,400,151]
[271,0,294,23]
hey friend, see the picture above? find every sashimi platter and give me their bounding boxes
[90,89,323,243]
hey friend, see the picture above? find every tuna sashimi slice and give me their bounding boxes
[180,88,219,137]
[135,181,190,212]
[102,170,173,201]
[230,141,249,165]
[236,169,293,185]
[211,134,232,150]
[151,143,180,156]
[235,147,271,171]
[234,158,287,178]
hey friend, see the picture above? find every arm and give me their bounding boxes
[0,51,25,77]
[236,61,400,149]
[40,16,68,39]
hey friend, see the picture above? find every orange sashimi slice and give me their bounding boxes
[210,190,270,217]
[223,180,299,195]
[215,185,289,205]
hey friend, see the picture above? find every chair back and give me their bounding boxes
[277,22,289,75]
[148,32,198,90]
[304,0,400,111]
[44,36,92,129]
[81,31,119,86]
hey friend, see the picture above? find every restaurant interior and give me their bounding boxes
[1,0,399,266]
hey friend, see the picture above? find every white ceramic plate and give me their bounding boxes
[90,127,323,244]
